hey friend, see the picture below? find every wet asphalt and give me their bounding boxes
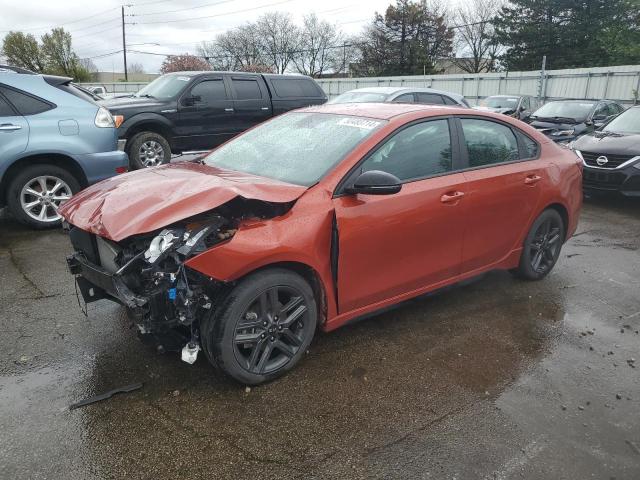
[0,195,639,480]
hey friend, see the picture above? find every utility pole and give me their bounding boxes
[122,6,128,82]
[537,55,546,101]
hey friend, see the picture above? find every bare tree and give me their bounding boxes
[200,23,266,71]
[128,62,145,74]
[255,12,299,74]
[452,0,503,73]
[293,14,342,77]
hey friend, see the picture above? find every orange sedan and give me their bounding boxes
[61,103,583,384]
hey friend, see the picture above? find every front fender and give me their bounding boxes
[184,190,338,319]
[118,112,173,138]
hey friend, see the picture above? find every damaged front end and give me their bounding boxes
[66,199,291,361]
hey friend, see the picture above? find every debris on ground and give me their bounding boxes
[69,383,143,410]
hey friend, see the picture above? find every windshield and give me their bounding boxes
[135,74,192,99]
[482,96,519,108]
[203,112,386,186]
[330,91,390,103]
[532,102,595,121]
[603,107,639,134]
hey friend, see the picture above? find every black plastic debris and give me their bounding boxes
[69,383,143,410]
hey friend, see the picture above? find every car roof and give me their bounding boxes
[486,94,523,98]
[298,102,468,120]
[343,86,464,99]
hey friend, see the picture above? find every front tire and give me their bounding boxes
[6,164,80,229]
[127,131,171,169]
[201,269,317,385]
[513,209,565,280]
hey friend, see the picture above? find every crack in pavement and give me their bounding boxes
[147,400,305,472]
[8,248,46,298]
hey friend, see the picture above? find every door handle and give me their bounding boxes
[440,191,465,203]
[524,174,542,185]
[224,108,234,113]
[261,107,269,111]
[0,124,21,131]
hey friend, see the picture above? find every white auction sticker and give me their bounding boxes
[337,118,381,130]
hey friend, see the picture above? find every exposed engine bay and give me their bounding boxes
[66,198,294,362]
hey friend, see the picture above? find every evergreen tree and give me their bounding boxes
[494,0,640,70]
[355,0,453,76]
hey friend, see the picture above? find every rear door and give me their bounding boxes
[456,117,543,274]
[228,75,271,133]
[0,86,30,161]
[333,117,468,313]
[176,75,234,150]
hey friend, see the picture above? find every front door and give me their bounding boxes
[333,118,468,313]
[176,76,235,150]
[456,117,543,274]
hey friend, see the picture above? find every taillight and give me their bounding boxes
[115,166,128,174]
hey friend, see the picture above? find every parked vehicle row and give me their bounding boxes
[572,105,640,196]
[101,71,327,169]
[0,65,128,228]
[329,86,470,108]
[60,102,583,384]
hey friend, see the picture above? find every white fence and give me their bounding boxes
[317,65,640,105]
[81,64,640,105]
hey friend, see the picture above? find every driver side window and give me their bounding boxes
[359,119,453,182]
[188,79,227,105]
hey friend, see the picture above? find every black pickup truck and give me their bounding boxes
[101,71,327,168]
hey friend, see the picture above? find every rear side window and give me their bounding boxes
[190,79,227,104]
[271,78,322,98]
[416,93,445,105]
[0,93,15,116]
[443,96,458,106]
[360,119,453,181]
[0,86,54,115]
[460,118,519,167]
[519,133,539,158]
[232,78,262,100]
[392,93,415,103]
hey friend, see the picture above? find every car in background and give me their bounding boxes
[86,85,107,97]
[61,103,581,385]
[0,66,128,229]
[474,95,540,122]
[572,105,640,196]
[329,87,470,108]
[529,99,625,143]
[101,71,327,169]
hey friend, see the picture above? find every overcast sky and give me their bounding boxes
[0,0,418,73]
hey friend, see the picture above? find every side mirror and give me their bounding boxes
[345,170,402,195]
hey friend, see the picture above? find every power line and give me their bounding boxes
[0,7,119,34]
[130,0,236,17]
[132,0,296,25]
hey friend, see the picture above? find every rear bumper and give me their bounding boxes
[71,150,129,185]
[583,165,640,196]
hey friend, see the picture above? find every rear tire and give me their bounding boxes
[6,164,80,229]
[201,268,317,385]
[127,131,171,169]
[513,209,565,281]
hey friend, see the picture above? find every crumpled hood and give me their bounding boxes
[59,162,308,241]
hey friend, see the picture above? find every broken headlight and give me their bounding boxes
[144,229,184,263]
[143,216,232,265]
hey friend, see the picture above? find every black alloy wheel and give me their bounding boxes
[234,285,310,375]
[513,209,565,280]
[201,268,317,385]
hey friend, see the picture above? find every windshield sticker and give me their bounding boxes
[337,118,381,130]
[177,76,191,82]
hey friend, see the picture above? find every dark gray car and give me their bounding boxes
[474,95,540,122]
